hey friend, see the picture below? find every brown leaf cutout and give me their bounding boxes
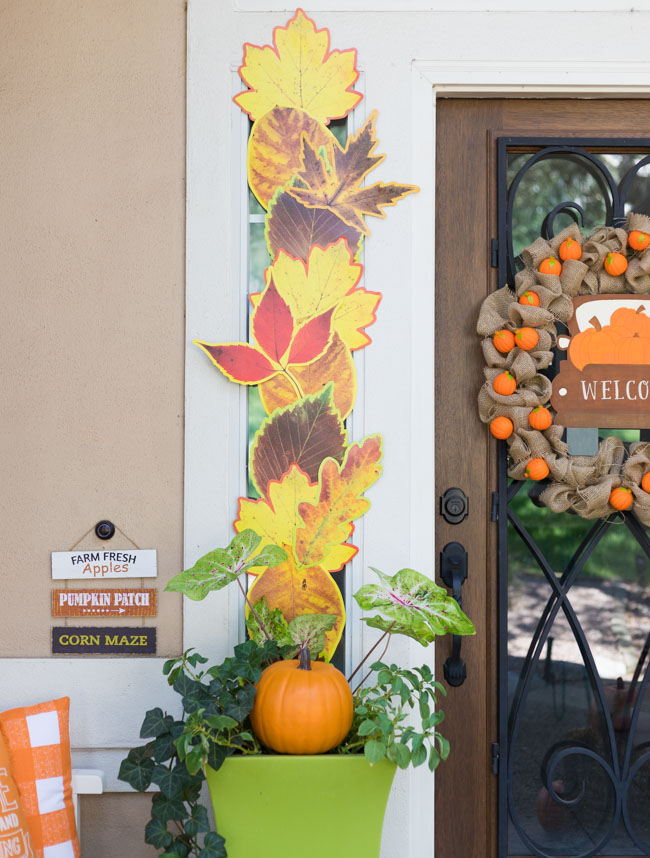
[287,111,419,235]
[265,188,363,263]
[250,384,347,496]
[248,108,335,210]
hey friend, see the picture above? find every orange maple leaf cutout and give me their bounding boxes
[194,276,334,387]
[234,9,362,125]
[287,111,419,236]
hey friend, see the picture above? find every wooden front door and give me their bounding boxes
[435,99,650,858]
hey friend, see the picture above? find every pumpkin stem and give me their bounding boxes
[637,306,646,315]
[588,316,602,332]
[297,646,312,671]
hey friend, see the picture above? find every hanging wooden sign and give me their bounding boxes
[51,626,156,655]
[51,549,157,580]
[51,588,157,617]
[551,295,650,428]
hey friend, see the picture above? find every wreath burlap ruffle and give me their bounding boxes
[477,212,650,523]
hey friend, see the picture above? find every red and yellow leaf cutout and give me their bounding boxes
[195,274,335,389]
[288,110,419,236]
[234,464,356,575]
[287,307,335,365]
[246,553,345,660]
[250,385,347,495]
[234,9,362,125]
[251,276,293,363]
[258,332,357,419]
[248,108,335,210]
[265,188,363,263]
[295,434,383,567]
[251,241,378,352]
[194,342,277,385]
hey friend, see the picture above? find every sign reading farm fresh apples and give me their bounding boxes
[51,549,157,580]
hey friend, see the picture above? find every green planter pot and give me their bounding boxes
[206,754,396,858]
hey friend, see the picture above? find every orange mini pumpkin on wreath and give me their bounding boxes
[538,257,562,276]
[493,371,516,395]
[525,458,550,481]
[528,406,552,431]
[493,329,516,353]
[519,291,541,307]
[604,252,628,276]
[490,416,514,439]
[609,487,633,511]
[629,230,650,252]
[515,327,539,351]
[558,237,582,261]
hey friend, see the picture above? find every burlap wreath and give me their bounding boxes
[477,212,650,523]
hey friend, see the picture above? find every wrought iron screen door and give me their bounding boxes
[435,99,650,858]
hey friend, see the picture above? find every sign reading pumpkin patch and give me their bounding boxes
[551,295,650,427]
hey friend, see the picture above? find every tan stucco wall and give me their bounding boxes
[1,0,186,656]
[1,0,186,853]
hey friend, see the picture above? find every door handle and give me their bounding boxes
[440,541,468,687]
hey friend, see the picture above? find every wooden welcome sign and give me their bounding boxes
[551,295,650,428]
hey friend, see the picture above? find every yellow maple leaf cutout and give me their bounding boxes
[234,9,362,125]
[247,552,345,660]
[234,464,357,575]
[251,240,380,351]
[295,434,383,567]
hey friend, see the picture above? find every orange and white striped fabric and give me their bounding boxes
[0,698,79,858]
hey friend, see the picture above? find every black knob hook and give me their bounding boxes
[95,520,116,540]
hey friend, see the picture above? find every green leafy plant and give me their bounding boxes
[340,661,449,771]
[120,530,475,856]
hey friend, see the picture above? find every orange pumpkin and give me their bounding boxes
[250,649,353,754]
[609,486,633,511]
[538,257,562,276]
[642,472,650,493]
[493,371,516,395]
[615,332,650,365]
[493,329,516,354]
[525,458,549,480]
[604,252,628,276]
[528,406,552,431]
[568,316,629,370]
[558,237,581,261]
[515,327,539,351]
[490,416,514,439]
[518,291,541,307]
[610,305,650,338]
[629,230,650,252]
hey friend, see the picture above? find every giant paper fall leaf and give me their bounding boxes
[194,276,335,388]
[287,111,419,236]
[295,434,383,567]
[234,464,357,575]
[247,553,345,659]
[258,331,356,418]
[266,187,363,263]
[250,384,347,496]
[248,107,335,210]
[234,9,362,125]
[250,241,379,351]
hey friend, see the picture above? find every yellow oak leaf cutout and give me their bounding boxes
[250,240,380,352]
[248,107,335,210]
[295,434,383,568]
[234,9,362,125]
[288,110,419,236]
[247,553,345,660]
[234,464,357,575]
